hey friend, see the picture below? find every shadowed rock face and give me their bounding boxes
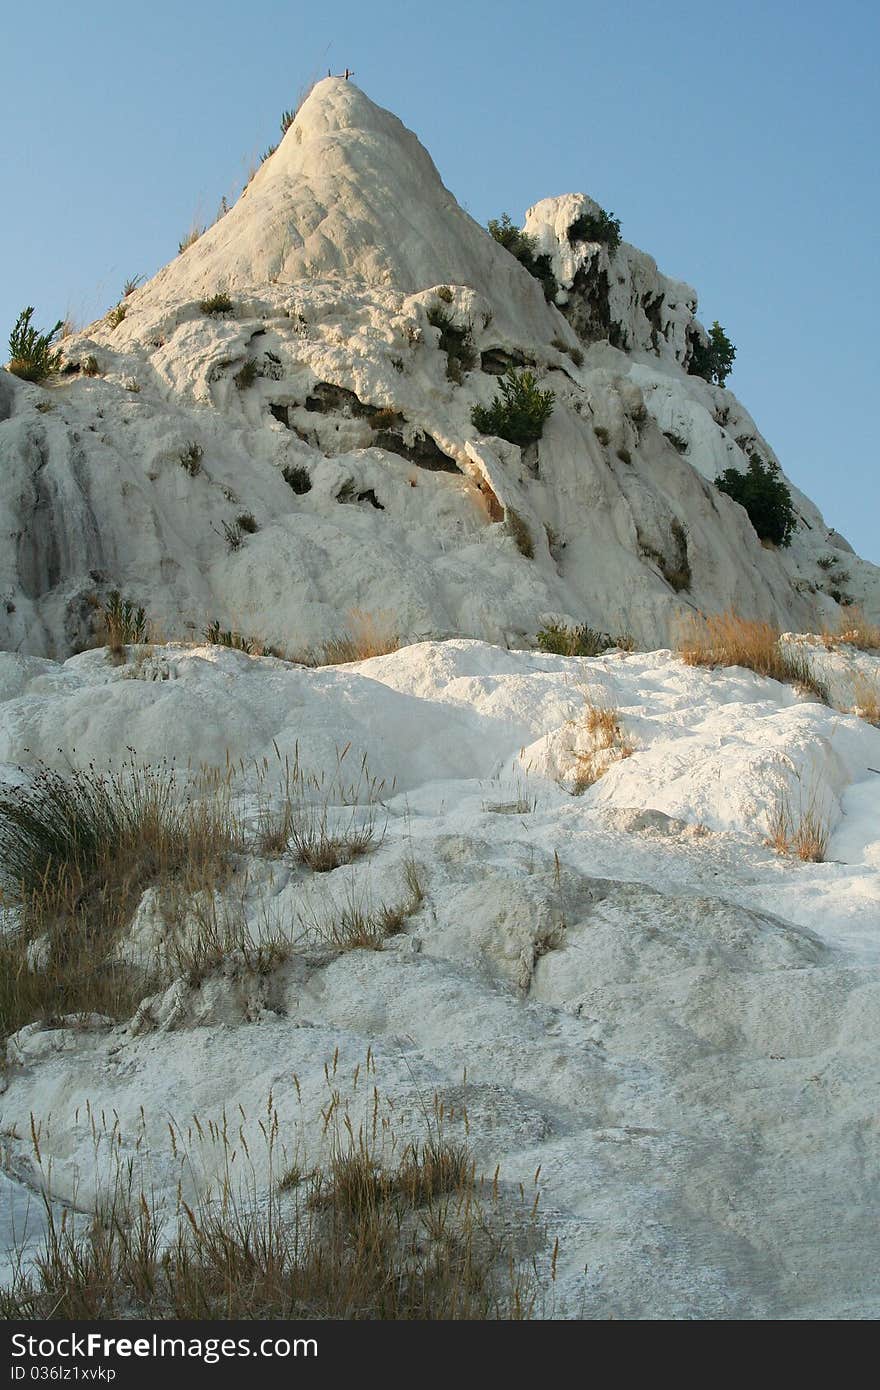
[0,78,877,658]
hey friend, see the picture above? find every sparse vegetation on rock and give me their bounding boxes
[488,214,558,301]
[426,303,476,381]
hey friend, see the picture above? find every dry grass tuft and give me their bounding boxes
[505,508,535,560]
[822,605,880,653]
[851,674,880,727]
[571,694,635,794]
[91,590,152,663]
[678,609,828,702]
[319,608,400,665]
[766,788,830,863]
[254,744,390,876]
[301,858,424,951]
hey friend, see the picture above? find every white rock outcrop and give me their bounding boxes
[1,77,876,659]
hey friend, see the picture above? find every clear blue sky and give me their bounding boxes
[3,0,877,560]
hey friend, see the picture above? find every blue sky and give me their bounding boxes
[3,0,877,559]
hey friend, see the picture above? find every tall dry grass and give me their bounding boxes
[678,609,828,702]
[852,674,880,727]
[319,608,400,665]
[822,605,880,653]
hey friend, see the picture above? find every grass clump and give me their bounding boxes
[204,621,255,654]
[823,605,880,652]
[0,759,241,1043]
[472,367,554,446]
[203,622,285,660]
[234,357,258,390]
[282,463,312,494]
[678,610,828,702]
[200,292,234,316]
[303,860,424,950]
[536,623,619,657]
[570,694,636,795]
[222,519,244,551]
[106,303,127,330]
[100,590,148,659]
[236,511,259,535]
[369,406,402,431]
[179,441,203,476]
[715,453,796,547]
[767,788,830,863]
[179,224,204,254]
[851,674,880,727]
[6,307,63,382]
[488,214,558,302]
[505,508,534,559]
[567,206,622,253]
[426,304,477,382]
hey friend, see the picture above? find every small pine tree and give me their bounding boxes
[471,367,555,446]
[6,308,63,382]
[715,453,796,547]
[690,320,736,386]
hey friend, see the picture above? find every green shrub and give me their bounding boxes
[567,207,622,253]
[488,214,558,302]
[689,320,736,386]
[471,367,555,446]
[536,623,616,657]
[280,108,296,134]
[107,303,127,330]
[6,307,63,382]
[715,453,796,547]
[200,292,234,316]
[236,511,259,534]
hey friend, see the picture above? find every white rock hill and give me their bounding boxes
[2,77,877,658]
